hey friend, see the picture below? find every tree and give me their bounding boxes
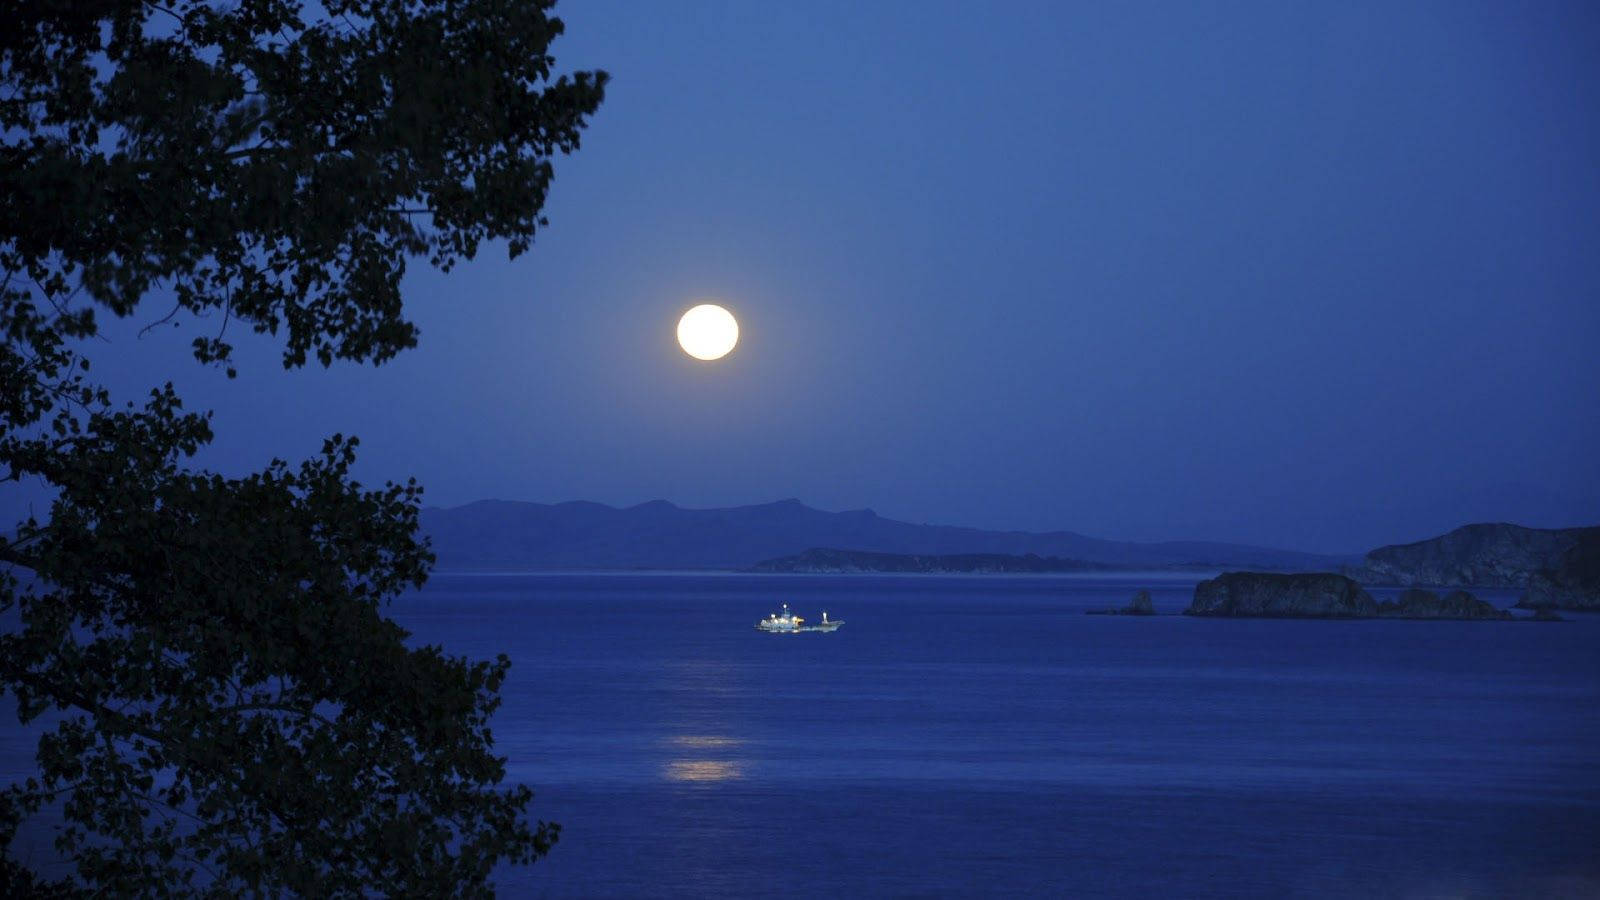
[0,1,605,893]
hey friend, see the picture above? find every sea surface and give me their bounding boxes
[3,572,1597,897]
[392,573,1600,899]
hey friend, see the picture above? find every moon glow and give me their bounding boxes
[676,304,739,361]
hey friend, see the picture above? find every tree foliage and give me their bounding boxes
[0,0,604,893]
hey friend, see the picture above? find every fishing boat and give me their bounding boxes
[755,604,844,633]
[756,603,804,632]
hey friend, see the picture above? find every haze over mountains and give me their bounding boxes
[419,499,1355,572]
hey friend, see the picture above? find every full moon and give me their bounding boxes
[676,303,739,361]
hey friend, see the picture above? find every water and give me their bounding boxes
[3,572,1596,896]
[388,573,1600,898]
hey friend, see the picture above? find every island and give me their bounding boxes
[1183,572,1521,620]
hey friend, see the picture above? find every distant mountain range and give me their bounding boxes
[749,548,1109,574]
[419,498,1356,572]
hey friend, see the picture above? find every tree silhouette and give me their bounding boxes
[0,1,604,893]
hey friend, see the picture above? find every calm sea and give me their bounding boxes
[392,573,1600,899]
[2,573,1596,896]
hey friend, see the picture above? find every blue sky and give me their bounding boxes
[15,0,1600,554]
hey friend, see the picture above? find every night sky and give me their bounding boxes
[15,1,1600,554]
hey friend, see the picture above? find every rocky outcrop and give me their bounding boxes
[1088,590,1156,616]
[1516,530,1600,611]
[749,547,1101,574]
[1185,573,1541,620]
[1348,523,1599,590]
[1186,572,1379,618]
[1376,588,1510,620]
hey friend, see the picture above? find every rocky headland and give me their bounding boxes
[1184,572,1521,620]
[1377,588,1511,620]
[1516,531,1600,612]
[1346,523,1599,611]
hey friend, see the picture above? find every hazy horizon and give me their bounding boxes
[420,493,1594,557]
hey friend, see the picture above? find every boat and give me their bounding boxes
[812,610,844,632]
[756,603,804,632]
[755,604,844,633]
